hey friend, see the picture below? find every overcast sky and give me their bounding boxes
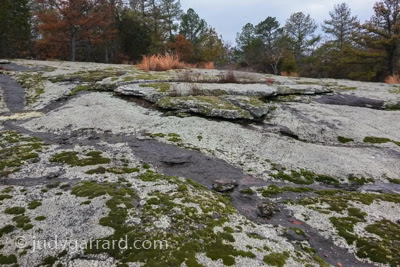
[180,0,377,44]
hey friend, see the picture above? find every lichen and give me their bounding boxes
[0,131,45,176]
[15,72,45,104]
[71,172,257,266]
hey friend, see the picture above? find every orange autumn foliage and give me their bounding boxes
[36,0,116,61]
[385,75,400,84]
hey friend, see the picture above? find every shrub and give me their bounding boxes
[220,70,237,83]
[385,75,400,84]
[137,54,185,72]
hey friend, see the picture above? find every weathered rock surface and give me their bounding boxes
[0,60,399,266]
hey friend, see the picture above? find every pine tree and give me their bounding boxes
[360,0,400,75]
[0,0,31,58]
[323,3,358,49]
[179,8,207,43]
[285,12,320,64]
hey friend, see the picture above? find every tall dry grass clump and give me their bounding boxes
[203,62,215,69]
[385,75,400,84]
[137,54,185,72]
[281,71,300,78]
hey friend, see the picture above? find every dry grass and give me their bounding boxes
[203,62,215,69]
[281,71,300,78]
[385,75,400,84]
[137,54,185,72]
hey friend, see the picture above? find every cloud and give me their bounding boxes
[180,0,377,43]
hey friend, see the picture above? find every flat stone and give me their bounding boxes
[212,179,238,192]
[257,202,278,218]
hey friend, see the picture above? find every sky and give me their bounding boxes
[180,0,377,44]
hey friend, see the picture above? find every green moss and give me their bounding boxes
[71,172,255,266]
[46,182,60,189]
[70,85,91,96]
[5,207,25,215]
[13,215,32,229]
[348,176,374,185]
[347,208,367,220]
[85,166,107,174]
[385,103,400,110]
[363,136,400,146]
[0,225,14,237]
[42,255,57,266]
[239,188,254,195]
[263,252,289,267]
[338,136,354,143]
[146,132,166,138]
[0,131,45,175]
[50,70,124,83]
[0,195,12,201]
[35,216,46,221]
[28,200,42,209]
[270,168,339,185]
[167,133,182,142]
[107,167,140,174]
[16,72,45,104]
[290,227,306,237]
[50,150,111,167]
[0,254,17,264]
[247,233,265,240]
[139,83,171,92]
[142,163,151,169]
[388,178,400,184]
[258,185,311,197]
[123,76,135,82]
[223,226,235,233]
[335,85,357,91]
[330,217,361,244]
[59,184,71,189]
[357,220,400,265]
[81,200,91,205]
[313,254,330,267]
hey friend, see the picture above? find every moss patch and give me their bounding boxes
[50,150,111,167]
[28,200,42,209]
[0,254,18,265]
[139,83,171,92]
[0,131,45,176]
[15,72,45,104]
[363,136,400,146]
[50,70,125,83]
[72,173,256,266]
[4,207,25,215]
[270,168,339,185]
[258,185,311,198]
[263,252,289,267]
[70,85,91,96]
[0,225,15,237]
[338,136,354,143]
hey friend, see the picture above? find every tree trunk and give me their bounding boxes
[388,46,396,75]
[70,32,76,61]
